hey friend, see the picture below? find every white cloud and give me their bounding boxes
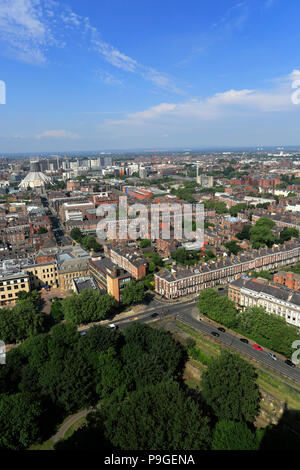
[2,1,182,93]
[35,129,80,139]
[95,69,124,87]
[212,1,249,32]
[0,1,181,93]
[92,39,138,73]
[104,72,296,128]
[0,0,47,64]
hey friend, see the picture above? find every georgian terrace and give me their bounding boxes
[154,238,300,299]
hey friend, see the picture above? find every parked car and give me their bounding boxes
[151,312,159,318]
[253,344,263,351]
[79,330,87,336]
[211,331,220,337]
[268,352,277,360]
[109,323,118,330]
[285,359,296,368]
[240,338,249,344]
[217,327,226,333]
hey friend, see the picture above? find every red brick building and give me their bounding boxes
[273,271,300,291]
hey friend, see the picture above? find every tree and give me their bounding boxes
[0,347,26,395]
[0,393,43,450]
[201,351,261,423]
[70,227,83,242]
[250,218,275,248]
[148,261,156,272]
[16,289,43,311]
[197,288,237,328]
[62,290,116,325]
[39,349,96,413]
[145,252,164,268]
[204,201,228,214]
[212,420,260,450]
[286,262,300,275]
[100,381,212,450]
[121,280,145,306]
[79,325,122,356]
[50,297,64,322]
[236,224,251,240]
[0,299,45,344]
[224,240,242,255]
[81,235,102,252]
[229,203,248,217]
[121,323,186,389]
[250,270,272,281]
[140,239,151,248]
[171,248,200,266]
[37,227,48,234]
[20,333,50,375]
[205,250,215,260]
[237,306,300,357]
[279,227,299,244]
[96,347,132,402]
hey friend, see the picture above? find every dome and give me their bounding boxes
[19,171,52,189]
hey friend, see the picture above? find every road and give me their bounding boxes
[91,298,300,384]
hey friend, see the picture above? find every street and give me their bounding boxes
[101,298,300,384]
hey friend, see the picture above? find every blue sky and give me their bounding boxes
[1,0,300,152]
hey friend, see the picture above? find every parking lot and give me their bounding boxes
[40,287,72,314]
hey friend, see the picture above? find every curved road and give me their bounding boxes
[52,409,91,444]
[99,299,300,384]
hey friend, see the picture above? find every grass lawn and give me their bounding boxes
[63,416,87,440]
[29,439,55,450]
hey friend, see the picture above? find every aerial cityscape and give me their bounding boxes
[1,0,300,457]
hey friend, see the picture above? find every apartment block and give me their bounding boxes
[104,244,147,280]
[88,256,132,302]
[0,271,30,306]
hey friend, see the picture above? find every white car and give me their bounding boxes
[268,351,277,361]
[109,323,118,330]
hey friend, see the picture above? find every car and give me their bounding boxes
[268,352,277,360]
[151,312,159,318]
[217,327,225,333]
[79,330,87,336]
[109,323,118,330]
[211,331,220,337]
[253,344,263,351]
[240,338,249,344]
[285,359,296,368]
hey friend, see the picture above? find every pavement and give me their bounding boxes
[40,287,72,314]
[52,409,91,444]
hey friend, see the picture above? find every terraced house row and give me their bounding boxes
[154,238,300,299]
